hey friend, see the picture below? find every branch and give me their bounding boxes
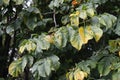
[53,9,57,27]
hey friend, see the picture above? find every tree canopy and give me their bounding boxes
[0,0,120,80]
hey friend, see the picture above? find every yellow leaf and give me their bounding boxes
[83,72,88,78]
[79,26,93,44]
[66,72,70,79]
[44,35,54,44]
[74,69,87,80]
[69,72,74,80]
[19,46,25,53]
[118,51,120,57]
[70,11,80,17]
[26,41,36,53]
[70,11,80,26]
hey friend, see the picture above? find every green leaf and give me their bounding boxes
[77,61,90,74]
[68,27,83,50]
[112,62,120,70]
[12,0,24,5]
[79,10,87,20]
[70,11,79,26]
[22,55,34,67]
[25,16,37,30]
[26,7,40,14]
[79,26,93,44]
[9,55,34,77]
[30,55,60,78]
[33,35,50,53]
[86,60,97,69]
[49,0,64,9]
[99,13,117,30]
[19,40,36,54]
[115,15,120,36]
[9,58,23,77]
[112,72,120,80]
[98,17,106,26]
[61,15,70,25]
[54,27,68,48]
[108,39,120,54]
[2,0,9,5]
[48,55,60,70]
[98,55,116,76]
[87,8,95,17]
[91,25,103,42]
[101,14,112,28]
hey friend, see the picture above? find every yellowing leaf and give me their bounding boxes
[83,72,88,78]
[70,11,80,26]
[74,69,87,80]
[26,41,36,53]
[68,27,83,50]
[87,8,94,17]
[69,72,74,80]
[79,26,93,44]
[19,46,25,53]
[118,51,120,57]
[44,35,54,44]
[79,10,87,20]
[9,58,23,77]
[70,11,80,17]
[19,40,36,54]
[91,26,103,42]
[70,32,83,50]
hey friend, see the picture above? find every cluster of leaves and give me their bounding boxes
[0,0,120,80]
[66,48,120,80]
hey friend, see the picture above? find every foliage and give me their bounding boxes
[0,0,120,80]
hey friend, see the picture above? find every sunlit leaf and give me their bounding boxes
[68,27,83,50]
[79,26,93,44]
[68,72,74,80]
[54,27,68,48]
[70,11,80,26]
[19,40,36,54]
[87,8,95,17]
[91,25,103,42]
[79,10,87,20]
[74,69,87,80]
[9,58,23,77]
[44,35,54,44]
[9,55,34,77]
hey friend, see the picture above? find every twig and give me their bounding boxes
[53,9,57,27]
